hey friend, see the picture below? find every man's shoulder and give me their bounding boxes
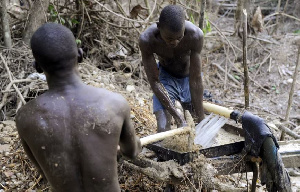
[16,92,65,126]
[93,87,129,109]
[16,99,37,117]
[104,89,127,104]
[16,98,40,131]
[139,24,158,47]
[99,89,131,117]
[185,21,203,40]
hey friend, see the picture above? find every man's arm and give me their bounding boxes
[139,37,186,126]
[20,137,47,179]
[189,28,205,123]
[16,111,47,179]
[119,99,141,159]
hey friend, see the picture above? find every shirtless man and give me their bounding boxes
[16,23,141,192]
[139,5,204,132]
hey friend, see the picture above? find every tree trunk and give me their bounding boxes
[243,0,251,16]
[244,0,253,22]
[234,0,244,35]
[199,0,206,30]
[22,0,50,44]
[294,0,300,18]
[274,0,282,35]
[1,0,12,48]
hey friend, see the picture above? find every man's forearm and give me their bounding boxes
[190,81,204,123]
[152,82,186,124]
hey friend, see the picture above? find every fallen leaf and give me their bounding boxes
[4,171,14,177]
[130,4,146,19]
[251,6,263,33]
[0,144,10,152]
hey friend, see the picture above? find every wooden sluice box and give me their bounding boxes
[121,123,300,186]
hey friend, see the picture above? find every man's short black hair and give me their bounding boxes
[30,23,78,74]
[159,5,185,32]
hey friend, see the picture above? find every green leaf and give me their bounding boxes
[202,13,211,36]
[68,20,72,27]
[190,14,195,25]
[48,4,54,12]
[234,75,240,80]
[76,39,82,45]
[294,29,300,34]
[60,17,65,25]
[206,20,211,31]
[48,4,57,16]
[71,19,79,24]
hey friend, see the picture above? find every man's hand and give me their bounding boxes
[176,117,188,128]
[135,136,142,154]
[118,136,141,161]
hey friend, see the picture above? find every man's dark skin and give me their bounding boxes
[16,23,141,192]
[139,5,204,132]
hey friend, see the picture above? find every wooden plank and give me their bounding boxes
[282,155,300,168]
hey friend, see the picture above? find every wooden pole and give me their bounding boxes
[203,102,233,118]
[280,37,300,140]
[243,9,250,109]
[1,0,12,48]
[140,126,191,146]
[278,124,300,140]
[274,0,282,34]
[199,0,206,30]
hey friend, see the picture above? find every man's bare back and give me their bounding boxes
[16,23,141,192]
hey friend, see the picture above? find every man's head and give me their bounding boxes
[158,5,185,48]
[30,23,82,75]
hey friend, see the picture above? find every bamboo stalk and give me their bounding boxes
[243,9,249,109]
